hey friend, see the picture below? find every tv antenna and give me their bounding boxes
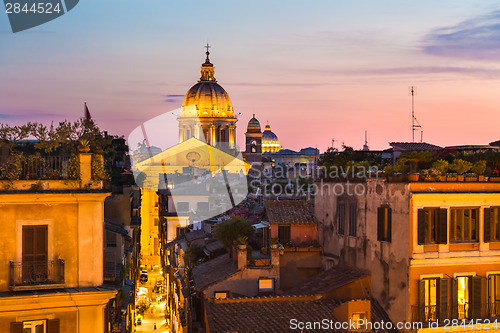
[409,86,422,142]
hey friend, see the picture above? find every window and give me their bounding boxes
[418,208,447,244]
[457,276,470,319]
[489,274,500,316]
[278,225,291,244]
[450,208,479,243]
[11,319,59,333]
[214,291,228,299]
[106,231,117,247]
[197,202,209,212]
[259,278,274,292]
[176,202,189,212]
[424,279,438,321]
[338,203,345,235]
[349,204,357,237]
[485,207,500,242]
[351,312,365,330]
[377,207,391,242]
[22,225,48,283]
[154,218,159,227]
[418,278,448,322]
[453,276,482,320]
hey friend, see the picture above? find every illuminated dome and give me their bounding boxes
[246,114,261,133]
[181,50,234,118]
[262,121,281,153]
[177,45,237,149]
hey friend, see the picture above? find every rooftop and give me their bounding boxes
[389,142,441,151]
[204,296,397,333]
[284,265,369,296]
[192,254,238,291]
[205,296,341,333]
[264,200,316,225]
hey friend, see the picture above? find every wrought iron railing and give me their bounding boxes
[411,305,438,322]
[9,259,65,288]
[412,303,500,323]
[24,156,71,179]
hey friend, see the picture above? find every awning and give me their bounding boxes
[252,221,269,229]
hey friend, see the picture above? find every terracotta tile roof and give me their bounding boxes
[205,296,342,333]
[284,265,369,296]
[192,254,238,291]
[205,296,399,333]
[264,200,315,225]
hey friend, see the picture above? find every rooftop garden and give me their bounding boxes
[318,145,500,182]
[0,119,124,187]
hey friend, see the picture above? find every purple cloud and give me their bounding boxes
[422,10,500,60]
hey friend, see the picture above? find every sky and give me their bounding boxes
[1,1,500,152]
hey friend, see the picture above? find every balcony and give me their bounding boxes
[9,259,65,291]
[411,303,500,324]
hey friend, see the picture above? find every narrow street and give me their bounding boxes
[135,267,168,333]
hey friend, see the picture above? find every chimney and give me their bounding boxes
[236,244,247,270]
[270,243,280,267]
[79,153,92,186]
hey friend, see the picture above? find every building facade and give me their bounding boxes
[0,153,117,333]
[315,178,500,331]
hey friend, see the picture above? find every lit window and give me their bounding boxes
[259,278,274,292]
[351,312,365,330]
[424,279,438,321]
[457,276,470,319]
[214,291,228,299]
[23,320,46,333]
[489,274,500,316]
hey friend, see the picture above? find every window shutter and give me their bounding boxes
[47,319,60,333]
[377,207,383,241]
[417,209,425,244]
[452,278,458,319]
[387,207,392,242]
[470,277,482,319]
[438,208,448,244]
[439,278,449,321]
[484,208,491,243]
[418,280,425,322]
[10,322,22,333]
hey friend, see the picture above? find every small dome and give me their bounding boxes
[262,121,280,153]
[247,114,261,132]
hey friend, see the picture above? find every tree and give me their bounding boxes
[213,216,255,252]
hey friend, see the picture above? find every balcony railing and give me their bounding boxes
[9,259,65,291]
[411,303,500,323]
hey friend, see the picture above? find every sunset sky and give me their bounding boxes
[1,1,500,152]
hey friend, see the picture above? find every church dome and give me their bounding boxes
[262,121,281,153]
[246,114,261,133]
[181,49,234,118]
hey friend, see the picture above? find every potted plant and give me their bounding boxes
[398,151,433,181]
[432,159,449,181]
[471,161,487,181]
[383,165,395,181]
[449,159,472,182]
[393,160,409,181]
[78,139,91,153]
